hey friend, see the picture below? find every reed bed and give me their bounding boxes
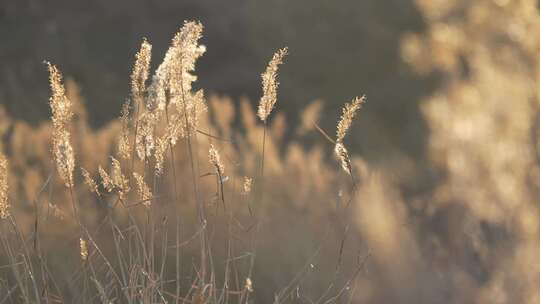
[0,20,366,304]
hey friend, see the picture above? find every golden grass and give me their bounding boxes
[0,20,365,303]
[2,1,540,302]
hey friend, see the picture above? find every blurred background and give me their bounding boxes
[3,0,540,303]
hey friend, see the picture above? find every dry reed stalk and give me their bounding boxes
[129,39,152,162]
[118,100,132,160]
[209,144,226,209]
[0,152,8,219]
[334,96,365,175]
[334,142,353,176]
[133,172,152,207]
[81,168,101,197]
[152,21,207,174]
[46,62,75,188]
[208,144,224,176]
[131,38,152,106]
[336,96,365,143]
[257,48,288,123]
[99,157,130,201]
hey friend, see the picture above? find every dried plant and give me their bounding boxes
[0,19,375,304]
[208,144,224,176]
[99,157,130,201]
[0,152,8,219]
[257,48,288,123]
[130,38,152,107]
[334,142,352,176]
[336,96,365,143]
[81,168,101,197]
[47,62,75,187]
[334,96,365,175]
[135,112,156,161]
[117,100,132,160]
[133,172,152,207]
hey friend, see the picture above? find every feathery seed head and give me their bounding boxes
[133,172,152,207]
[135,112,156,161]
[53,129,75,187]
[46,62,73,128]
[334,142,352,175]
[110,157,130,201]
[118,100,132,159]
[148,20,205,112]
[47,62,76,188]
[81,168,100,197]
[257,47,288,123]
[336,96,365,143]
[130,38,152,105]
[98,166,113,192]
[154,137,168,176]
[0,153,9,219]
[208,144,224,175]
[99,158,130,201]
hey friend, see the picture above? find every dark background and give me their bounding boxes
[0,0,440,167]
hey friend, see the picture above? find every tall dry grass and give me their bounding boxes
[0,20,366,303]
[3,1,540,303]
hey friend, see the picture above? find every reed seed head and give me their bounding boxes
[208,144,224,176]
[336,96,365,143]
[47,62,76,188]
[257,48,288,123]
[130,38,152,105]
[99,158,130,201]
[81,168,100,197]
[0,153,8,219]
[135,112,156,161]
[118,100,132,160]
[148,20,205,112]
[334,142,353,175]
[133,172,152,207]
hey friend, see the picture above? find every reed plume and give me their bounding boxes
[334,142,352,175]
[81,168,101,197]
[334,96,365,175]
[257,48,288,123]
[99,157,130,201]
[133,172,152,207]
[135,112,156,161]
[208,144,224,176]
[0,152,8,219]
[130,39,152,161]
[130,38,152,107]
[336,96,365,143]
[118,100,132,160]
[152,21,207,173]
[47,62,75,188]
[149,20,205,112]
